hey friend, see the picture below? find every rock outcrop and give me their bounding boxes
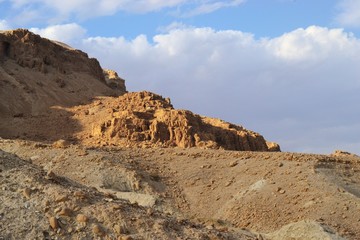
[79,91,280,151]
[0,29,126,117]
[266,220,345,240]
[103,69,126,91]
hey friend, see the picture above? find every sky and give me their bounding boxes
[1,0,360,155]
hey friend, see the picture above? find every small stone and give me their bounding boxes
[44,200,50,207]
[55,194,69,203]
[59,207,73,216]
[76,214,88,223]
[29,156,39,162]
[74,191,87,199]
[229,161,238,167]
[49,217,59,230]
[114,224,122,234]
[206,225,214,230]
[225,181,232,187]
[73,206,81,212]
[77,150,88,156]
[119,236,133,240]
[54,207,62,214]
[279,189,286,194]
[278,162,284,167]
[23,188,32,199]
[46,170,56,179]
[52,139,70,149]
[92,224,104,235]
[112,205,122,210]
[146,208,153,216]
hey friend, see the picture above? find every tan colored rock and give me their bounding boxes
[266,220,345,240]
[92,224,104,236]
[85,91,279,152]
[49,217,59,230]
[266,141,281,152]
[331,150,358,157]
[22,188,31,199]
[74,191,87,199]
[76,214,88,223]
[52,139,69,149]
[119,236,133,240]
[55,194,69,202]
[229,161,238,167]
[59,207,73,217]
[46,170,56,179]
[103,69,126,92]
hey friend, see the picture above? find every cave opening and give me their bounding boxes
[0,41,10,60]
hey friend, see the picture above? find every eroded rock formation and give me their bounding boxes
[103,69,126,91]
[79,91,280,151]
[0,29,104,79]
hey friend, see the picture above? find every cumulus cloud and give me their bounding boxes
[335,0,360,27]
[30,23,86,44]
[266,26,359,61]
[32,24,360,154]
[0,19,11,30]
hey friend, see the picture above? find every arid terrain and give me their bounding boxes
[1,29,359,240]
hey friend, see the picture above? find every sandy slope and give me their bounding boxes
[1,139,358,239]
[0,140,259,240]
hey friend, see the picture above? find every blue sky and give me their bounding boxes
[1,0,360,154]
[0,0,352,38]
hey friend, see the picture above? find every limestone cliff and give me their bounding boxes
[0,29,126,117]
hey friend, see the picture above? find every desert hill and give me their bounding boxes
[0,29,359,240]
[0,29,279,152]
[0,29,126,118]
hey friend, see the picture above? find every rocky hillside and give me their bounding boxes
[0,29,279,152]
[1,29,359,240]
[0,29,126,117]
[0,144,259,240]
[0,139,353,239]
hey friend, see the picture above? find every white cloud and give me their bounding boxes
[157,21,190,33]
[266,26,359,61]
[11,0,188,13]
[335,0,360,27]
[0,19,11,30]
[30,23,86,44]
[180,0,246,17]
[77,25,360,154]
[6,0,246,23]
